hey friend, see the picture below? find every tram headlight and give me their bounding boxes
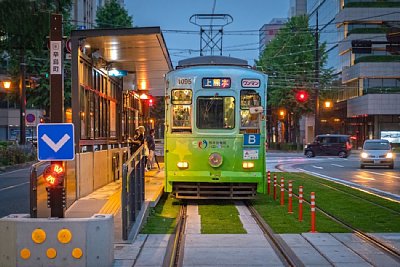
[208,152,223,167]
[242,162,254,169]
[177,161,189,169]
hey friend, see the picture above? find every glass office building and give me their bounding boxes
[308,0,400,148]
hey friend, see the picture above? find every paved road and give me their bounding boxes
[0,167,32,217]
[267,151,400,201]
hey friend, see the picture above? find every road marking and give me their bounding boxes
[296,168,400,202]
[312,165,323,169]
[362,171,400,179]
[355,175,375,181]
[331,164,344,168]
[41,133,70,152]
[0,182,29,192]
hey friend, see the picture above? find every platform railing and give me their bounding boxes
[121,145,146,240]
[29,161,49,218]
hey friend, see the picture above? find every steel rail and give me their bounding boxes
[289,170,400,216]
[246,202,305,267]
[286,187,400,263]
[163,204,187,267]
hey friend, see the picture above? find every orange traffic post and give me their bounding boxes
[273,174,277,200]
[298,186,303,222]
[310,192,316,232]
[280,177,285,206]
[288,180,293,213]
[267,171,271,195]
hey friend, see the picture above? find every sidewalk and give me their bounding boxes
[65,163,165,243]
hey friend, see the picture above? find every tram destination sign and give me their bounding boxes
[202,78,231,88]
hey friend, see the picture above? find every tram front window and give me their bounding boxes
[240,90,261,129]
[196,96,235,129]
[171,89,192,132]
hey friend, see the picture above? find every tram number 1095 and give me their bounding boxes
[177,78,192,85]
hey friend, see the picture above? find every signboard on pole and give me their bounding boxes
[50,41,62,74]
[37,123,75,161]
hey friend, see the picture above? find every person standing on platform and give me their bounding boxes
[146,129,157,170]
[130,128,141,155]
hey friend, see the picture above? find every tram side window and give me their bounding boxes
[171,89,192,132]
[240,90,261,129]
[196,96,235,129]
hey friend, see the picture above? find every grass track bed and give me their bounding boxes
[140,194,181,234]
[198,200,246,234]
[252,173,400,233]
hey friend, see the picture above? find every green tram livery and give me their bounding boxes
[164,56,268,199]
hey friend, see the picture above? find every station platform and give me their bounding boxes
[65,163,165,243]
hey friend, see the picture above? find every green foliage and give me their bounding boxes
[258,15,333,145]
[95,0,133,28]
[0,1,74,112]
[258,15,331,113]
[0,144,36,166]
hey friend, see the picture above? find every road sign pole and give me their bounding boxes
[50,14,64,218]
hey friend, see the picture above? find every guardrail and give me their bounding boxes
[121,145,146,240]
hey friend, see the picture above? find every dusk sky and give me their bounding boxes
[125,0,290,66]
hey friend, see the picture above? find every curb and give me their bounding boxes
[0,161,37,173]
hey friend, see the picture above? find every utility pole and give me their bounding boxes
[49,13,65,218]
[314,10,320,136]
[19,57,26,145]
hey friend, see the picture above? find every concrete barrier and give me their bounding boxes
[0,214,113,267]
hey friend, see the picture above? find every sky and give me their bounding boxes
[125,0,290,67]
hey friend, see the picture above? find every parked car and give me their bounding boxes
[360,139,394,169]
[304,134,352,158]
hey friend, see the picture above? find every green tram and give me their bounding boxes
[164,56,268,199]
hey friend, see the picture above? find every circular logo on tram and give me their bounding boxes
[198,140,208,149]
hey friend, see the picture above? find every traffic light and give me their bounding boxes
[43,162,65,187]
[295,90,309,103]
[148,98,153,107]
[43,161,66,218]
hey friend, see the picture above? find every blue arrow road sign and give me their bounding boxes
[37,123,75,161]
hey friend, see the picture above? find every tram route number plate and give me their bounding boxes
[243,149,259,160]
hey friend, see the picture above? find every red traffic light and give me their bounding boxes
[43,162,65,187]
[148,99,153,107]
[295,90,309,103]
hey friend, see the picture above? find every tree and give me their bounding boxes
[0,0,73,113]
[96,0,133,28]
[257,15,332,147]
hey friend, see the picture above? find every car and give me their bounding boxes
[304,134,352,158]
[360,139,394,169]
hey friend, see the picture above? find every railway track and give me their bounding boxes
[297,172,400,216]
[284,186,400,264]
[246,202,305,267]
[164,203,187,267]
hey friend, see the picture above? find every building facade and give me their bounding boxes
[259,18,288,55]
[72,0,125,29]
[289,0,307,17]
[308,0,400,148]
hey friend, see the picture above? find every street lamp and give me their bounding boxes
[3,80,11,90]
[324,100,332,109]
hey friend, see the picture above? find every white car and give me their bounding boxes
[360,139,394,169]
